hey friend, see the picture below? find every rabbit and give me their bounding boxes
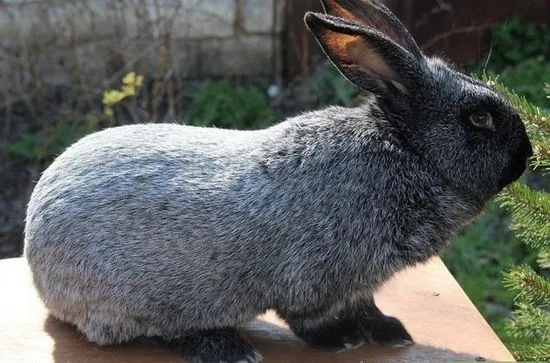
[24,0,532,362]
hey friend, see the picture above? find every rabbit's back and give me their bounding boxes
[25,123,263,257]
[24,124,272,342]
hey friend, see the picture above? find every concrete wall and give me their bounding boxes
[0,0,285,89]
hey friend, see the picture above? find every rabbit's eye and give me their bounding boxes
[469,112,494,131]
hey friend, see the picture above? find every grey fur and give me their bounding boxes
[25,0,532,361]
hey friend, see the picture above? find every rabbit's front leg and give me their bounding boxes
[354,297,413,348]
[281,295,413,352]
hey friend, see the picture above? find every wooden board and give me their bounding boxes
[0,257,514,362]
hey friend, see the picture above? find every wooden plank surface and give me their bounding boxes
[0,257,514,362]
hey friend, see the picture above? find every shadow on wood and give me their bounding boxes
[43,313,487,362]
[1,257,514,362]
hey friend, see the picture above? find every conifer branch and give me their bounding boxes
[489,77,550,361]
[498,184,550,249]
[538,249,550,269]
[484,77,550,171]
[509,342,550,361]
[503,266,550,306]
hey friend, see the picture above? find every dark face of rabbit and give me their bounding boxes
[306,0,532,203]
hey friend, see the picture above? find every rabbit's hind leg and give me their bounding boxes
[280,304,365,352]
[280,295,413,352]
[71,308,148,346]
[155,327,262,363]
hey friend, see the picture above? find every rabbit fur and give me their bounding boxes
[24,0,532,362]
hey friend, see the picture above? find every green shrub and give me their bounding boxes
[6,78,277,165]
[185,81,275,130]
[312,63,360,106]
[476,17,550,109]
[8,115,99,165]
[495,57,550,108]
[487,17,550,70]
[492,79,550,361]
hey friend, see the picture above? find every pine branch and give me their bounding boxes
[499,183,550,220]
[509,342,550,361]
[503,265,550,306]
[484,77,550,171]
[486,76,550,362]
[511,222,550,250]
[498,183,550,249]
[539,248,550,269]
[507,303,550,341]
[488,78,550,134]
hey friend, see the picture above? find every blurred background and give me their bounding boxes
[1,0,549,352]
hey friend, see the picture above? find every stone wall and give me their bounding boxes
[0,0,285,90]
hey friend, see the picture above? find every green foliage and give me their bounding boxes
[504,265,550,306]
[494,57,550,108]
[493,80,550,361]
[499,183,550,250]
[185,81,275,130]
[508,302,550,341]
[8,115,99,164]
[312,63,360,106]
[509,343,550,362]
[7,78,276,165]
[539,248,550,269]
[486,77,550,170]
[443,202,533,341]
[7,71,145,165]
[487,17,550,70]
[477,17,550,109]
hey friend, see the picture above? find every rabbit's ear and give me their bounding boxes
[305,12,419,96]
[320,0,422,60]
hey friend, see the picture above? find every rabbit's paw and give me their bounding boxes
[290,318,365,352]
[168,328,262,363]
[361,315,413,348]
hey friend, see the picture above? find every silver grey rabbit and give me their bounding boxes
[25,0,532,362]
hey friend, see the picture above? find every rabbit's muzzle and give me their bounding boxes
[497,133,533,190]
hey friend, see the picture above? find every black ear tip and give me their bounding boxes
[304,11,324,30]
